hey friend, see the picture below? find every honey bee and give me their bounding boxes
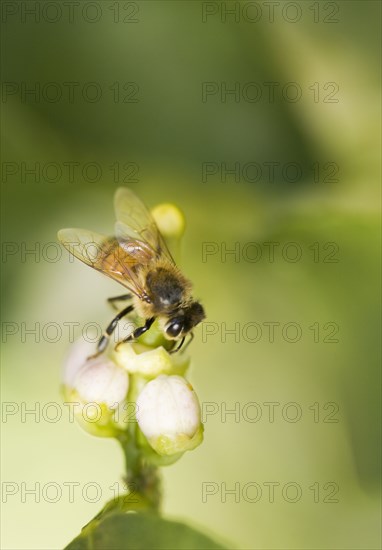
[58,187,205,356]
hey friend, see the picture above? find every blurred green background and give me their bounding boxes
[1,1,380,548]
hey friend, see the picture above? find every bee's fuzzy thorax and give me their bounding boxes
[133,258,193,319]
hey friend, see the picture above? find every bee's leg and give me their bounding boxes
[107,294,132,311]
[183,332,194,352]
[115,317,155,350]
[169,335,186,354]
[88,305,134,359]
[169,332,194,354]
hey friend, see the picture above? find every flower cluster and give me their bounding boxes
[62,330,203,460]
[61,203,203,464]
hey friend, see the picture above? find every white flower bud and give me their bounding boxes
[62,338,95,387]
[62,338,129,437]
[136,375,203,456]
[74,357,128,408]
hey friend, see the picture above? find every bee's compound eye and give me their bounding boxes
[166,321,182,338]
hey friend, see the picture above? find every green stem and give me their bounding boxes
[118,430,162,512]
[117,371,162,513]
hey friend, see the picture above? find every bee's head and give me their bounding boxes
[165,301,205,339]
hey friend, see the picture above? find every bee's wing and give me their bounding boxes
[57,228,151,299]
[114,187,175,264]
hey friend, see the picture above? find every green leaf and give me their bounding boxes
[65,511,228,550]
